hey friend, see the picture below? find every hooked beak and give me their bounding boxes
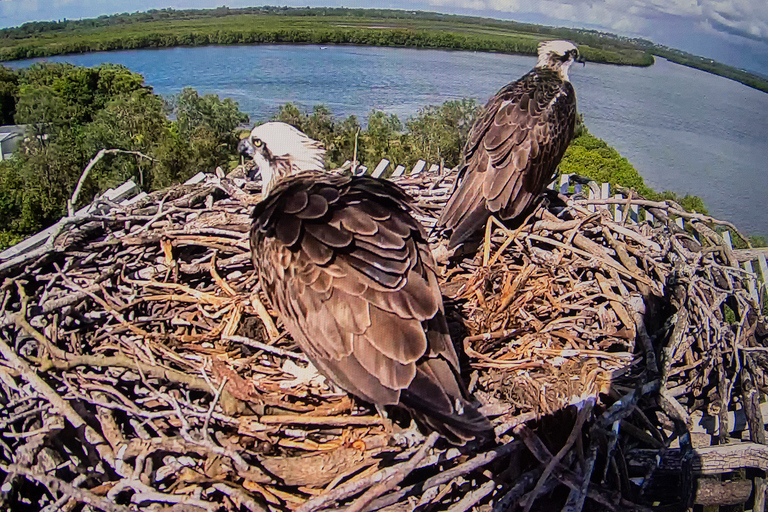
[238,138,256,158]
[576,54,586,67]
[237,138,261,180]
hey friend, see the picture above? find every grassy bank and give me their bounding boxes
[3,7,767,93]
[650,47,768,94]
[0,7,652,66]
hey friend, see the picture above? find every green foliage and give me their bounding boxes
[406,99,480,168]
[271,100,480,171]
[163,87,249,185]
[0,8,654,67]
[272,103,361,168]
[0,66,18,124]
[560,133,654,197]
[151,124,194,190]
[560,132,710,215]
[275,103,410,169]
[0,63,250,248]
[653,191,708,215]
[81,88,169,190]
[172,87,249,140]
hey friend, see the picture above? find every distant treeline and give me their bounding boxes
[2,7,767,92]
[0,7,653,66]
[0,6,649,51]
[0,28,650,67]
[651,48,768,93]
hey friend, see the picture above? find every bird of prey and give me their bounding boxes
[241,122,491,444]
[437,40,582,249]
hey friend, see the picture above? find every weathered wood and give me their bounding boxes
[371,159,390,178]
[185,171,207,185]
[0,161,765,512]
[694,478,752,506]
[587,184,596,213]
[691,401,768,436]
[628,443,768,474]
[744,259,760,303]
[614,193,624,223]
[410,159,426,175]
[600,182,610,210]
[733,247,768,266]
[391,164,405,177]
[723,229,733,250]
[755,477,767,512]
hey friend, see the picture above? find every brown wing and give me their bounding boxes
[251,172,490,443]
[438,68,577,248]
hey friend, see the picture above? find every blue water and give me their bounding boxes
[8,45,768,237]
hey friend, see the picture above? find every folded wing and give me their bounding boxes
[251,172,491,443]
[438,69,577,248]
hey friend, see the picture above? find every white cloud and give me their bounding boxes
[426,0,768,44]
[702,0,768,39]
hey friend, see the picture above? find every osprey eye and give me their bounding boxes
[253,139,263,147]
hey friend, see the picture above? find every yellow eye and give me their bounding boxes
[253,139,263,147]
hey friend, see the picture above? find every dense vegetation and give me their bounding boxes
[0,7,653,66]
[270,99,481,173]
[0,63,247,247]
[559,128,708,214]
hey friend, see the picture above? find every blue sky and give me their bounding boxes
[2,0,768,76]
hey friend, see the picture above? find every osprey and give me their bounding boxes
[437,40,582,249]
[241,122,491,444]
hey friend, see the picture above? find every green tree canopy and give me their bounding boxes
[0,63,249,244]
[172,87,249,139]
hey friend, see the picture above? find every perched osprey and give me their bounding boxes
[241,122,491,444]
[437,40,582,249]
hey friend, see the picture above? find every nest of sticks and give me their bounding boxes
[0,163,766,512]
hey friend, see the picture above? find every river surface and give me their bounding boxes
[8,45,768,237]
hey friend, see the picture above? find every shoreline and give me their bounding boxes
[0,9,653,67]
[1,9,766,93]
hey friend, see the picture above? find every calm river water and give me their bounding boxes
[9,45,768,237]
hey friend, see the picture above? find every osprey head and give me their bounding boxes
[238,121,326,195]
[536,40,583,81]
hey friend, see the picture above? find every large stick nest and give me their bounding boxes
[0,164,766,512]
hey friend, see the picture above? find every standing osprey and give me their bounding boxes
[241,122,491,444]
[437,40,582,249]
